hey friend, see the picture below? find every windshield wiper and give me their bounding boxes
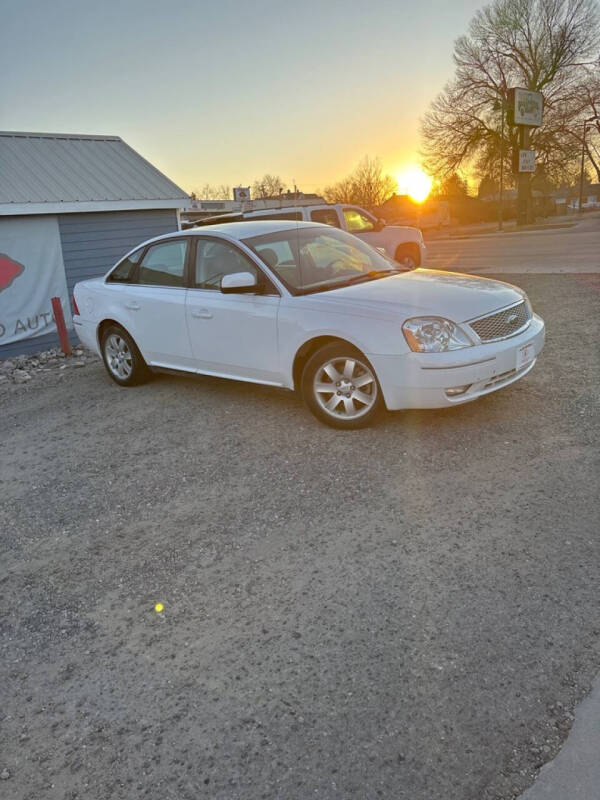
[338,269,401,286]
[295,269,400,296]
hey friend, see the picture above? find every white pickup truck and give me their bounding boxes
[191,203,426,268]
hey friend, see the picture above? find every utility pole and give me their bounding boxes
[499,101,505,231]
[578,117,600,214]
[517,126,531,226]
[494,97,505,231]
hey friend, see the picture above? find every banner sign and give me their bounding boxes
[233,186,251,202]
[518,150,536,173]
[510,88,543,127]
[0,216,72,345]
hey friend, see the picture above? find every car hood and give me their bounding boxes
[295,269,525,323]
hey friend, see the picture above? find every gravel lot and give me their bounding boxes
[1,273,599,800]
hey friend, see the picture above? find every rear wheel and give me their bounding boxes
[302,343,383,429]
[100,324,150,386]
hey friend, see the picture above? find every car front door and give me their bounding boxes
[121,238,195,369]
[185,237,282,384]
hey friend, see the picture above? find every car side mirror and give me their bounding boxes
[375,218,386,231]
[220,271,258,293]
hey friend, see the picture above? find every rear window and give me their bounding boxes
[107,247,144,283]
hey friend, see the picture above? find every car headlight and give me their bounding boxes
[402,317,473,352]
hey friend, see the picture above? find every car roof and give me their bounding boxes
[168,219,323,242]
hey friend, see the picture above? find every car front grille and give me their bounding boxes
[469,300,531,342]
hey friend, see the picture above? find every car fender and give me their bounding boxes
[277,300,406,389]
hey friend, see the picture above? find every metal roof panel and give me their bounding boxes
[0,131,189,211]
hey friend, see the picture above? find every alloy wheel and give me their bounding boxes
[313,357,378,420]
[105,333,133,379]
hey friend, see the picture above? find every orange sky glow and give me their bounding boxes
[1,0,485,201]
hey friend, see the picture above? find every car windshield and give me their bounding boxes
[242,226,398,295]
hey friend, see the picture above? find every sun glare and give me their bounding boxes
[396,167,432,204]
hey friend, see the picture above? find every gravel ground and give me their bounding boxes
[1,273,599,800]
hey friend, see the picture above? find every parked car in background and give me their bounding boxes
[191,203,426,268]
[73,220,544,429]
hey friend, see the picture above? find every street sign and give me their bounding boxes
[509,88,543,127]
[233,186,251,202]
[518,150,536,172]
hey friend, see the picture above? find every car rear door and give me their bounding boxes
[121,238,195,370]
[185,237,282,384]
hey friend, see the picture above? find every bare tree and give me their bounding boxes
[251,174,287,199]
[191,183,232,201]
[421,0,600,190]
[321,176,356,204]
[323,157,397,208]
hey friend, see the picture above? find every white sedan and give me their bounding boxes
[73,220,545,429]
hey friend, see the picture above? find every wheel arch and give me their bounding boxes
[97,318,138,353]
[292,335,368,392]
[395,241,421,266]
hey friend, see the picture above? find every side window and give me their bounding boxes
[138,240,188,287]
[195,240,258,290]
[310,209,341,228]
[107,247,144,283]
[343,208,375,233]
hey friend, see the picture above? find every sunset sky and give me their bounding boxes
[1,0,484,195]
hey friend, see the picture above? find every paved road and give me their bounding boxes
[1,263,599,797]
[426,215,600,274]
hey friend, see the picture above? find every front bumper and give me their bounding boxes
[369,314,545,410]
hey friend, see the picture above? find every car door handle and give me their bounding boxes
[191,309,213,319]
[125,301,140,311]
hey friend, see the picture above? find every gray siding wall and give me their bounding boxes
[0,209,178,359]
[59,209,178,297]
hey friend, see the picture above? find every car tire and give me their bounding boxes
[100,324,150,387]
[301,342,383,429]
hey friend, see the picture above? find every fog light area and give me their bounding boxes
[445,384,471,397]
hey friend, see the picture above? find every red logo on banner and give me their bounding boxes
[0,254,25,292]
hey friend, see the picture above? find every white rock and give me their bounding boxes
[13,369,31,384]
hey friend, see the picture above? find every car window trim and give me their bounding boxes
[189,235,281,296]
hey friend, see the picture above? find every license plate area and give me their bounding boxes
[516,342,535,370]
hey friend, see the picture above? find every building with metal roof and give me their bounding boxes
[0,131,190,358]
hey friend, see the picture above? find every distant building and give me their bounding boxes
[0,131,189,358]
[552,184,600,212]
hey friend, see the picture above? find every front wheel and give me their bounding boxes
[100,324,150,386]
[302,343,383,429]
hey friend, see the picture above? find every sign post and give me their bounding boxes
[508,88,543,225]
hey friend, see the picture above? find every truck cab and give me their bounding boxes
[240,203,426,268]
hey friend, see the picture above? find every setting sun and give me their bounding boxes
[395,167,432,204]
